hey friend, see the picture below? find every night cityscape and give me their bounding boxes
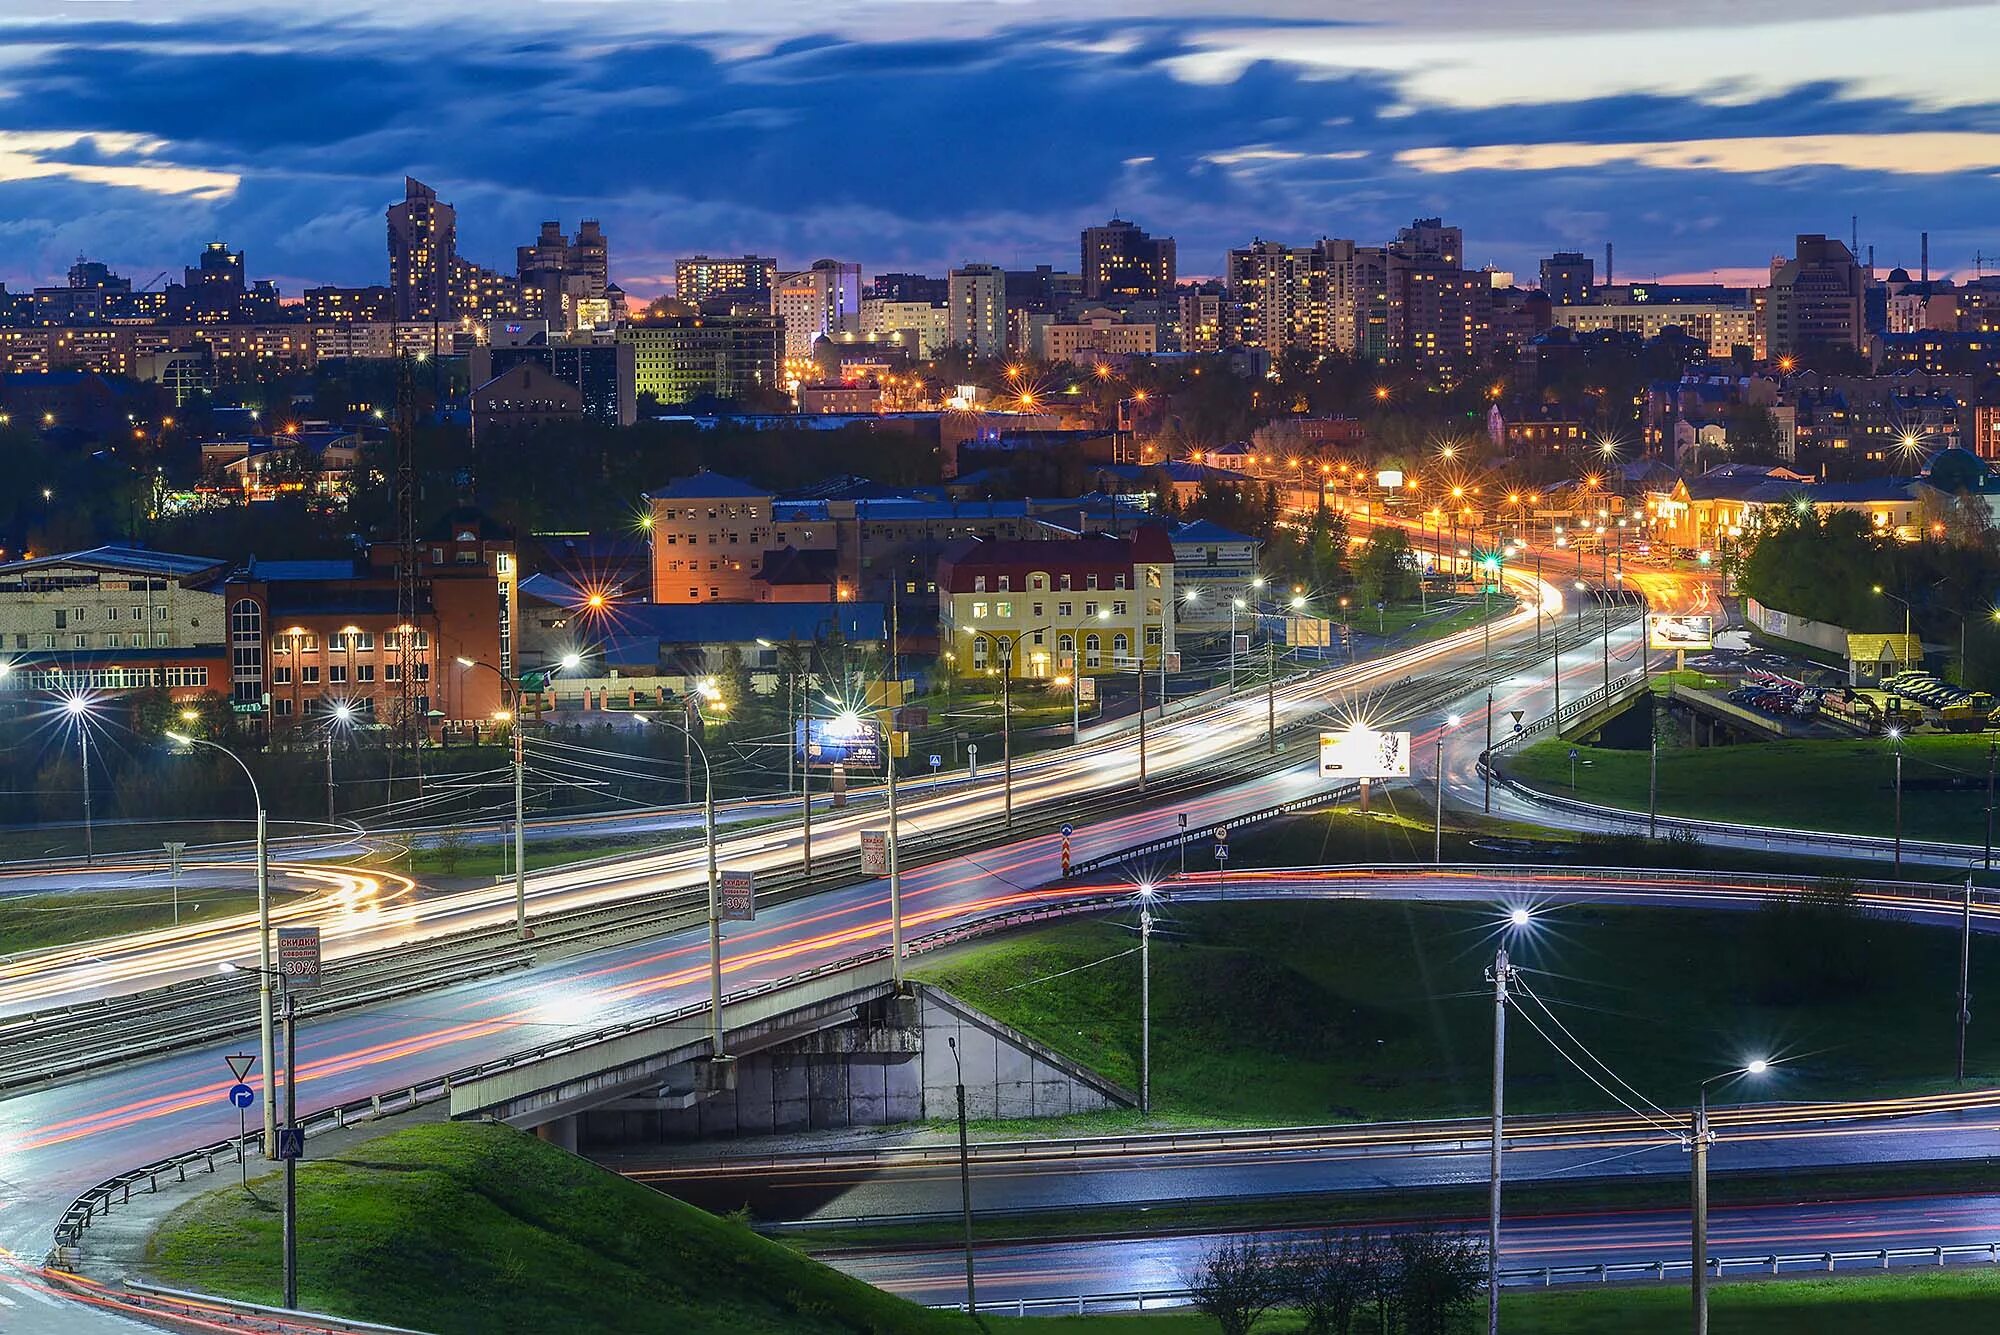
[6,3,2000,1333]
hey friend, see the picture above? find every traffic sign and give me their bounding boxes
[1215,844,1230,862]
[1509,710,1524,725]
[1178,813,1187,828]
[1060,823,1073,837]
[164,840,187,874]
[928,754,943,771]
[1212,825,1229,841]
[1567,747,1579,761]
[225,1053,256,1082]
[227,1083,255,1109]
[276,1127,305,1160]
[276,926,322,990]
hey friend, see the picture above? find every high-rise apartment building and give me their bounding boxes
[1081,219,1177,300]
[621,314,782,405]
[1766,234,1868,359]
[387,177,456,322]
[1227,239,1385,356]
[948,264,1007,358]
[1539,252,1595,305]
[773,260,862,361]
[517,220,609,329]
[1385,218,1490,371]
[676,255,777,307]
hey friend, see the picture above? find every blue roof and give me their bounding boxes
[594,601,886,646]
[643,470,771,501]
[247,559,361,582]
[1172,519,1257,545]
[0,545,224,579]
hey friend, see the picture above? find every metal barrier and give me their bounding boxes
[939,1241,2000,1314]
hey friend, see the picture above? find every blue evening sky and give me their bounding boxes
[1,0,1995,299]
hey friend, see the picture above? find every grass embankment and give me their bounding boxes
[1503,734,1997,844]
[912,897,2000,1125]
[0,883,301,955]
[1366,596,1491,643]
[146,1122,967,1335]
[395,833,685,879]
[988,1272,2000,1333]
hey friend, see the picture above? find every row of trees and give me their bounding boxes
[1187,1228,1486,1335]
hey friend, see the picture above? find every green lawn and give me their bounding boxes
[396,832,695,879]
[1502,733,1997,845]
[911,897,2000,1124]
[987,1271,2000,1333]
[1361,596,1494,643]
[0,882,302,954]
[146,1122,968,1335]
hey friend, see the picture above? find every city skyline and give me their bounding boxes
[1,2,1997,299]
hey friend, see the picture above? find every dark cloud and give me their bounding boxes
[0,13,1994,293]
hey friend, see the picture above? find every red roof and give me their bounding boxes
[938,526,1172,595]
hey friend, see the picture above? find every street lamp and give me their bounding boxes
[62,694,96,864]
[457,657,531,940]
[1485,906,1531,1335]
[1136,881,1158,1115]
[323,702,354,828]
[1888,725,1905,877]
[169,731,276,1155]
[1872,585,1914,642]
[1434,713,1461,863]
[1692,1059,1771,1334]
[653,707,725,1063]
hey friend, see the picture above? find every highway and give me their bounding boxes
[829,1189,2000,1311]
[0,622,1489,1016]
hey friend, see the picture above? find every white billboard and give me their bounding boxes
[1377,469,1405,490]
[1648,614,1715,651]
[1318,729,1412,780]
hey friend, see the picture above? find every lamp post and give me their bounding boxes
[656,708,724,1058]
[1435,714,1460,864]
[457,657,531,940]
[1137,882,1156,1115]
[222,960,299,1308]
[946,1035,978,1317]
[1872,584,1914,642]
[1692,1060,1771,1335]
[62,695,95,864]
[169,731,275,1154]
[1486,908,1530,1335]
[1888,726,1905,877]
[323,702,354,828]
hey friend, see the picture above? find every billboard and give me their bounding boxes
[1318,729,1412,781]
[1648,614,1715,651]
[797,715,884,768]
[721,870,755,922]
[1377,469,1405,490]
[860,830,889,877]
[276,926,322,990]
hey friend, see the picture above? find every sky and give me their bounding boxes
[2,0,1998,302]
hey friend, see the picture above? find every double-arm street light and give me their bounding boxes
[1691,1059,1770,1334]
[62,695,96,864]
[167,730,276,1153]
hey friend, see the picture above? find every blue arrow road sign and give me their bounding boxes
[1060,823,1073,837]
[227,1083,254,1109]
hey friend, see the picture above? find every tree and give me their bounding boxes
[1283,1230,1386,1335]
[1184,1237,1283,1335]
[1354,528,1419,607]
[1392,1228,1486,1335]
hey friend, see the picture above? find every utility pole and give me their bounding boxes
[282,988,298,1309]
[1140,897,1153,1115]
[1648,719,1660,840]
[324,731,335,828]
[1265,641,1276,755]
[1533,553,1543,650]
[1550,618,1560,725]
[800,689,813,881]
[1893,736,1905,878]
[1136,652,1148,793]
[1485,946,1515,1335]
[947,1036,977,1317]
[887,595,905,981]
[1692,1089,1711,1335]
[1601,603,1611,694]
[1483,579,1494,814]
[1000,637,1014,825]
[1434,718,1455,865]
[1986,741,1995,872]
[1959,875,1974,1084]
